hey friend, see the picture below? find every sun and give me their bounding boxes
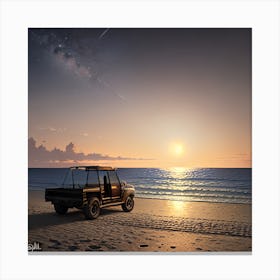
[174,144,183,155]
[170,142,185,157]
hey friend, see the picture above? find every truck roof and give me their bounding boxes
[69,166,116,171]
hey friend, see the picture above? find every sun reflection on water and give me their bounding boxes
[167,166,190,179]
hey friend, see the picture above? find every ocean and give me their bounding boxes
[28,167,251,204]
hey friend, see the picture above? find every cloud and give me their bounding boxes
[39,127,67,133]
[29,137,151,167]
[80,132,89,137]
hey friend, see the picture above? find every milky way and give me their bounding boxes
[29,28,123,98]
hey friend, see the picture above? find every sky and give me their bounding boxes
[28,28,251,168]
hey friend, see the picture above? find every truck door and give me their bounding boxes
[108,170,121,198]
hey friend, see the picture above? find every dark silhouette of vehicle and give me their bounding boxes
[45,166,135,219]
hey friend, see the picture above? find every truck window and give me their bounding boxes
[98,171,109,186]
[108,171,120,186]
[72,169,87,187]
[62,169,73,188]
[108,170,121,197]
[87,171,99,186]
[98,170,111,197]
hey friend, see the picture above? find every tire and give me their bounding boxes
[83,197,100,219]
[121,196,134,212]
[54,203,68,215]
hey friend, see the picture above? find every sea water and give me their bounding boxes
[28,167,251,204]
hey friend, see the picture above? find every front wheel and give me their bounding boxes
[121,196,134,212]
[54,203,68,215]
[83,197,100,219]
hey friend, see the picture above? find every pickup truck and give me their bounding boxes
[45,166,135,219]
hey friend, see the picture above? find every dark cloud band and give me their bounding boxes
[29,137,152,167]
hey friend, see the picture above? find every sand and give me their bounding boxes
[28,190,252,252]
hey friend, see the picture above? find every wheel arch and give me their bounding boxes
[122,189,135,202]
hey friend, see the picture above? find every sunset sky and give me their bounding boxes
[28,28,251,168]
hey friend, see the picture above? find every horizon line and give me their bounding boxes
[28,166,252,169]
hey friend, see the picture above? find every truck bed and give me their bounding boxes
[45,188,84,208]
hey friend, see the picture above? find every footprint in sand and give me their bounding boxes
[106,245,117,250]
[139,244,149,248]
[68,246,78,251]
[196,247,203,251]
[48,245,60,250]
[170,246,176,249]
[80,239,91,243]
[49,239,61,245]
[88,245,102,250]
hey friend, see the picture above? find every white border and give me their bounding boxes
[1,0,279,279]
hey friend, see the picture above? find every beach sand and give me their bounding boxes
[28,190,251,252]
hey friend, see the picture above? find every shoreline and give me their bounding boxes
[28,188,251,206]
[132,196,251,206]
[28,190,251,252]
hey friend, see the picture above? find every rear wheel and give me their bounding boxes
[54,203,68,215]
[83,197,100,219]
[122,196,134,212]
